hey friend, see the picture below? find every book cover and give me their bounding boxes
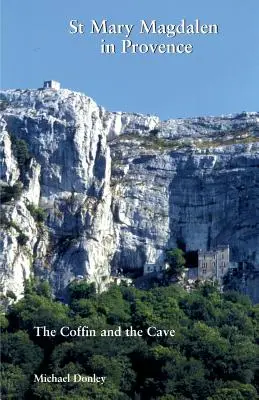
[1,1,259,399]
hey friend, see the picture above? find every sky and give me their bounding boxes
[2,0,259,120]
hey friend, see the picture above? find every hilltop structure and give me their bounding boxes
[43,80,61,90]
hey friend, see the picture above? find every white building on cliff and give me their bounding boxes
[43,80,61,90]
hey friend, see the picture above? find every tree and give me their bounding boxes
[68,281,96,301]
[1,364,29,399]
[208,382,258,400]
[2,276,259,400]
[166,248,186,275]
[0,313,9,330]
[10,136,30,170]
[8,292,70,347]
[36,280,52,299]
[1,331,43,374]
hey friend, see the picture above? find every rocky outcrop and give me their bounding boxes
[0,88,258,300]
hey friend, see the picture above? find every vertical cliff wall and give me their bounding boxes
[0,88,258,299]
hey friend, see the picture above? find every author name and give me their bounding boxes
[34,373,106,385]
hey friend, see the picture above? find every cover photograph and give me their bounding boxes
[0,1,259,399]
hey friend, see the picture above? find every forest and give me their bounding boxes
[1,280,259,400]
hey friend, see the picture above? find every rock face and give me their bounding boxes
[0,88,258,300]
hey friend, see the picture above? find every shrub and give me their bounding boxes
[7,221,20,231]
[6,291,17,301]
[26,204,46,222]
[149,128,160,135]
[17,233,29,246]
[0,182,23,203]
[10,136,30,170]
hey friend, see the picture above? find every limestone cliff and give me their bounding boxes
[0,88,258,300]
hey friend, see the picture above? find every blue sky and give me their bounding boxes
[2,0,259,119]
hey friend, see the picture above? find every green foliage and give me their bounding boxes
[26,204,46,222]
[1,281,259,400]
[1,331,43,373]
[114,130,259,153]
[69,281,96,301]
[10,135,30,170]
[208,382,258,400]
[1,217,29,247]
[0,313,9,329]
[1,364,29,399]
[17,233,29,246]
[0,214,29,246]
[223,290,252,307]
[166,248,186,275]
[36,280,52,299]
[0,182,23,203]
[6,290,17,301]
[8,290,70,349]
[5,220,20,231]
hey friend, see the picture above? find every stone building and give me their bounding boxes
[43,80,61,90]
[198,245,230,282]
[144,263,163,275]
